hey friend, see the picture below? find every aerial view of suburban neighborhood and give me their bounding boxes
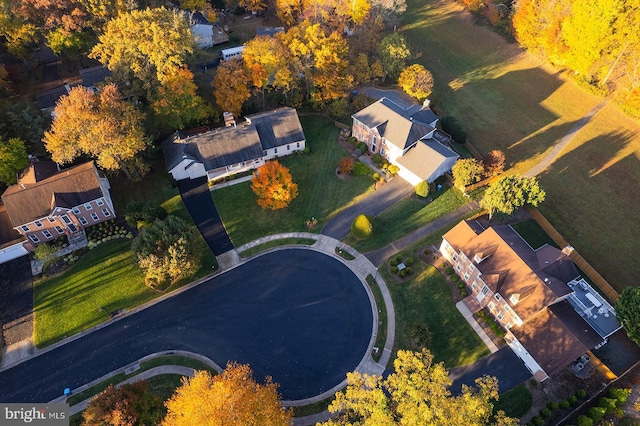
[1,0,639,424]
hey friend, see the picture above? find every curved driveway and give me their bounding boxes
[0,249,374,403]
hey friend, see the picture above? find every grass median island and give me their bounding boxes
[344,186,468,252]
[366,274,387,362]
[213,116,375,246]
[380,232,489,368]
[238,238,317,258]
[34,238,216,348]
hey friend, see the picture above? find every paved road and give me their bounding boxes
[321,178,413,240]
[449,346,531,395]
[0,249,373,403]
[177,177,234,255]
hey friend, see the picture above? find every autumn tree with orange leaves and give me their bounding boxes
[84,381,164,426]
[251,160,299,210]
[163,364,292,426]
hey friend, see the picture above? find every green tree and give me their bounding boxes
[83,381,164,426]
[46,28,93,70]
[452,158,484,190]
[0,100,51,151]
[0,137,28,185]
[43,84,148,177]
[320,349,517,426]
[398,64,434,99]
[480,175,546,219]
[377,33,411,82]
[616,287,640,347]
[131,215,204,288]
[351,214,373,239]
[163,365,292,426]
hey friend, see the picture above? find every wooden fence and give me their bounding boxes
[525,206,619,303]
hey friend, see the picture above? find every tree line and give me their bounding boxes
[455,0,640,118]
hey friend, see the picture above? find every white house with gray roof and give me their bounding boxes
[163,108,306,182]
[351,98,459,185]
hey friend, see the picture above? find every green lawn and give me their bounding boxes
[510,219,559,250]
[213,116,375,246]
[344,187,467,252]
[401,0,640,291]
[34,239,216,348]
[379,232,489,368]
[493,383,533,419]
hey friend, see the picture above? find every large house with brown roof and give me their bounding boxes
[351,98,459,185]
[163,107,306,182]
[1,161,115,247]
[440,220,621,381]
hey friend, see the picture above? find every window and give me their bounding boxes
[296,142,300,148]
[48,217,55,223]
[79,217,88,225]
[495,293,502,301]
[488,301,495,310]
[497,311,505,321]
[29,235,40,243]
[90,212,99,221]
[287,145,290,151]
[372,136,378,152]
[455,263,462,272]
[72,207,81,214]
[84,202,92,210]
[102,208,111,217]
[97,199,104,206]
[274,147,278,154]
[21,225,30,232]
[43,230,52,238]
[452,253,458,261]
[481,285,490,295]
[380,148,385,156]
[61,215,71,224]
[464,272,470,281]
[471,281,478,291]
[34,220,43,228]
[469,263,475,272]
[55,226,64,234]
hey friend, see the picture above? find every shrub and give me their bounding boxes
[390,259,397,267]
[354,148,363,156]
[391,266,398,273]
[372,153,382,165]
[406,257,413,265]
[459,289,468,297]
[568,395,578,405]
[598,397,617,414]
[577,415,594,426]
[406,267,412,275]
[477,310,485,318]
[540,408,551,418]
[548,401,559,410]
[415,181,430,198]
[372,172,380,181]
[445,267,454,275]
[351,214,374,239]
[356,142,367,152]
[387,164,399,175]
[348,136,357,144]
[495,328,505,337]
[577,389,587,399]
[609,388,632,406]
[424,248,431,255]
[338,157,355,174]
[398,269,406,278]
[352,161,370,176]
[450,274,459,282]
[588,406,606,423]
[303,147,310,154]
[560,400,570,409]
[457,282,465,289]
[125,201,168,227]
[396,255,403,262]
[531,416,544,426]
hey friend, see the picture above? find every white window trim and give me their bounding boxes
[84,202,93,210]
[55,226,64,234]
[90,212,99,221]
[72,207,81,214]
[102,208,111,217]
[62,215,71,224]
[79,217,88,225]
[464,272,470,280]
[43,230,52,238]
[29,234,40,243]
[96,199,104,206]
[21,225,30,232]
[35,220,43,228]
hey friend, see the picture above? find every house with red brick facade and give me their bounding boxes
[351,97,459,185]
[1,161,115,247]
[440,220,622,381]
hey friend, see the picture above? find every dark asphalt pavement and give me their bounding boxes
[0,255,33,345]
[0,249,373,402]
[177,177,234,255]
[448,346,531,395]
[321,178,413,240]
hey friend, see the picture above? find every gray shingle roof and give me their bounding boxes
[190,11,211,26]
[395,140,458,181]
[1,162,104,226]
[184,125,264,170]
[79,66,112,88]
[352,98,436,150]
[35,86,68,110]
[246,107,306,149]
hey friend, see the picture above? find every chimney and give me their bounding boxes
[63,82,71,93]
[562,245,575,256]
[423,99,431,108]
[223,111,236,127]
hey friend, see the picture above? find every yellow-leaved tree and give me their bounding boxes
[163,364,292,426]
[43,84,148,179]
[320,349,518,426]
[212,58,251,117]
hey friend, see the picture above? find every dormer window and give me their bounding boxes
[509,294,519,305]
[473,253,483,263]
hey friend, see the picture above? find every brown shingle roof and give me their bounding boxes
[1,162,104,226]
[442,221,480,252]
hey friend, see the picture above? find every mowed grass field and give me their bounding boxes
[401,0,640,291]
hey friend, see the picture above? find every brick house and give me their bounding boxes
[440,220,621,381]
[351,97,459,185]
[1,161,115,247]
